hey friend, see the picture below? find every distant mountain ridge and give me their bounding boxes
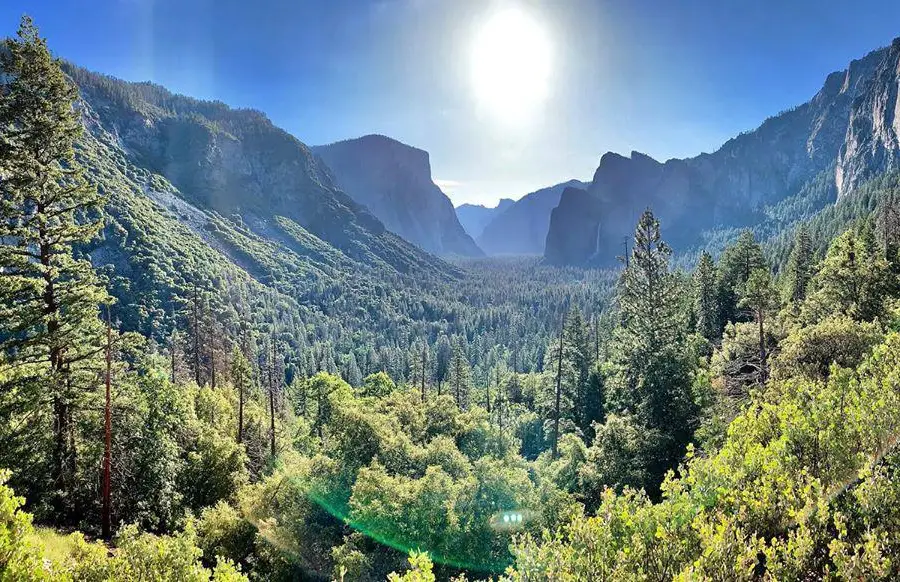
[456,199,514,240]
[545,40,898,266]
[479,180,588,255]
[313,135,483,257]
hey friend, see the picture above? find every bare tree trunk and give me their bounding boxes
[237,375,245,445]
[209,313,217,390]
[238,328,247,445]
[170,332,176,385]
[421,343,427,403]
[268,332,277,457]
[552,315,566,459]
[192,283,200,385]
[497,374,504,442]
[102,308,112,539]
[758,308,767,383]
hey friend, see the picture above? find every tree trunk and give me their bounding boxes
[238,329,248,444]
[268,335,276,457]
[192,284,200,385]
[40,225,72,518]
[758,308,766,383]
[209,314,217,390]
[237,374,244,445]
[102,309,112,539]
[170,333,176,384]
[552,317,565,459]
[420,344,427,403]
[497,377,504,441]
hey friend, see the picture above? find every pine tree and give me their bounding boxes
[433,335,452,396]
[783,224,814,304]
[615,209,683,364]
[268,330,280,457]
[230,346,252,445]
[101,308,113,539]
[346,352,363,388]
[551,315,566,459]
[716,230,766,327]
[693,251,718,342]
[564,307,592,436]
[876,190,900,267]
[448,335,471,409]
[739,268,778,382]
[804,226,890,322]
[0,17,110,518]
[607,209,697,489]
[419,342,429,403]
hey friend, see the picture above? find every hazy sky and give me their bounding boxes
[3,0,900,206]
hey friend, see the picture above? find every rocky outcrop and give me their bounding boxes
[836,39,900,196]
[478,180,587,255]
[545,41,895,266]
[313,135,483,257]
[544,187,604,265]
[456,199,514,240]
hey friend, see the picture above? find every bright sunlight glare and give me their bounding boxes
[470,7,552,125]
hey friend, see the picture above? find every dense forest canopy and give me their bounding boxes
[5,16,900,582]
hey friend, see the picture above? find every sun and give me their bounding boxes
[470,8,552,124]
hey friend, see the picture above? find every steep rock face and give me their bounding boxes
[313,135,483,257]
[545,42,892,266]
[456,198,514,239]
[62,64,450,276]
[837,39,900,196]
[479,180,587,255]
[544,187,604,265]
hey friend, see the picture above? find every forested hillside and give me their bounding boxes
[6,16,900,582]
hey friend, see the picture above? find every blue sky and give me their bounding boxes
[3,0,900,206]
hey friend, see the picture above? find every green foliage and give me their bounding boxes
[774,316,883,380]
[604,209,700,495]
[0,470,246,581]
[360,372,396,398]
[0,470,52,581]
[0,15,111,520]
[692,251,718,343]
[195,502,257,574]
[577,414,656,504]
[802,224,891,323]
[782,223,814,303]
[387,552,436,582]
[508,326,900,580]
[66,524,247,581]
[716,230,766,328]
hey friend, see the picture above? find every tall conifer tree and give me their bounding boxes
[607,209,697,488]
[693,251,718,342]
[0,16,110,517]
[783,224,814,304]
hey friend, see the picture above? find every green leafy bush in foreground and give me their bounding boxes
[504,331,900,580]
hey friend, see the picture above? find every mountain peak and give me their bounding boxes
[546,37,900,266]
[313,137,482,257]
[476,179,588,256]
